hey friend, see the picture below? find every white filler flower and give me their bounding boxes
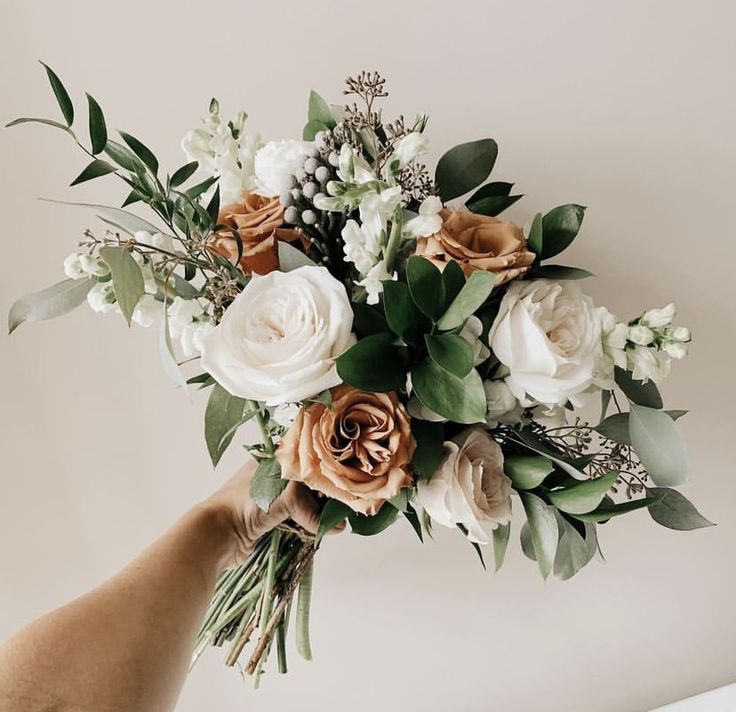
[201,266,354,405]
[489,279,602,407]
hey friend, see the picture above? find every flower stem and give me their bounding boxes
[382,208,404,274]
[250,400,275,455]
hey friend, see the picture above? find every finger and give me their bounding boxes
[283,482,322,535]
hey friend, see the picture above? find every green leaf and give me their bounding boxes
[85,93,107,155]
[42,198,162,236]
[425,333,474,378]
[410,419,445,481]
[531,265,593,280]
[203,383,248,466]
[98,246,144,325]
[547,471,619,514]
[553,513,596,580]
[5,117,74,135]
[527,212,543,256]
[503,455,554,490]
[382,280,429,343]
[183,176,219,201]
[70,159,117,186]
[351,302,389,338]
[440,260,466,310]
[520,492,559,579]
[467,181,515,202]
[170,161,199,188]
[8,277,94,334]
[412,359,486,424]
[457,524,487,570]
[614,366,663,409]
[40,62,73,126]
[159,308,189,392]
[277,241,317,271]
[435,138,498,201]
[336,332,406,392]
[388,488,410,512]
[119,131,159,175]
[302,119,328,141]
[540,204,586,260]
[571,497,651,522]
[514,428,587,480]
[629,404,688,486]
[436,270,496,331]
[349,503,399,536]
[307,90,336,128]
[493,523,511,571]
[250,457,287,512]
[206,185,220,224]
[316,499,353,544]
[403,504,424,542]
[466,195,522,217]
[647,488,714,531]
[104,140,145,173]
[406,255,444,319]
[596,410,685,446]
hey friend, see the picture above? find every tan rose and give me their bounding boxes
[414,208,535,283]
[276,385,415,515]
[209,192,305,275]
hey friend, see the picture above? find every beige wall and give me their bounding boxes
[1,1,735,710]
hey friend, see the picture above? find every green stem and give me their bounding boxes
[382,208,404,275]
[250,401,275,454]
[295,560,315,661]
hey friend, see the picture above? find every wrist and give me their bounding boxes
[187,501,248,573]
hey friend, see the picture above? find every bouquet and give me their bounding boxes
[8,66,712,685]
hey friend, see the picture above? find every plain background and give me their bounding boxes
[1,1,735,710]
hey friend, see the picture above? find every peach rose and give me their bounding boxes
[209,192,305,275]
[414,208,535,283]
[276,385,415,515]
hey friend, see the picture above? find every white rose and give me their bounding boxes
[132,294,160,328]
[641,303,676,329]
[414,427,512,544]
[392,131,428,168]
[489,280,602,407]
[254,139,312,197]
[460,315,491,366]
[63,253,85,280]
[627,345,671,383]
[201,266,355,405]
[484,380,523,428]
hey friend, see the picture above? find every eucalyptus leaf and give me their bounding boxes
[8,277,94,334]
[412,359,486,424]
[514,429,587,480]
[307,90,336,128]
[597,410,686,446]
[250,457,287,512]
[276,241,317,271]
[303,119,328,141]
[503,455,554,490]
[520,492,559,579]
[349,503,399,536]
[40,62,73,126]
[41,198,162,235]
[98,246,144,325]
[159,310,189,393]
[86,93,107,154]
[435,139,498,201]
[647,488,714,531]
[629,404,688,486]
[614,366,663,409]
[425,333,474,378]
[553,513,595,580]
[406,255,444,319]
[204,383,247,466]
[316,499,352,544]
[571,497,651,523]
[410,419,445,481]
[336,333,406,392]
[540,204,586,260]
[493,522,511,571]
[436,270,496,331]
[70,159,117,186]
[547,471,619,514]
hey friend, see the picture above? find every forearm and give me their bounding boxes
[0,504,236,712]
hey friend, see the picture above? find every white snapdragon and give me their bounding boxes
[87,282,118,314]
[132,294,160,328]
[168,297,202,338]
[358,261,396,305]
[253,139,313,197]
[392,131,428,168]
[404,196,443,238]
[180,319,215,359]
[594,307,628,390]
[63,253,86,280]
[336,143,377,185]
[181,105,261,204]
[627,324,656,346]
[640,303,676,329]
[627,346,672,383]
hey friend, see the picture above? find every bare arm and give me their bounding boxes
[0,462,321,712]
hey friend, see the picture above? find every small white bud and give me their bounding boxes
[627,324,655,346]
[669,326,691,343]
[641,303,676,328]
[79,254,110,277]
[63,253,86,280]
[663,341,688,359]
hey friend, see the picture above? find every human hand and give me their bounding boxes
[199,459,324,568]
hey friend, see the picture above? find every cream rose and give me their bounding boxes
[488,279,602,407]
[414,427,512,543]
[200,266,354,405]
[277,385,415,515]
